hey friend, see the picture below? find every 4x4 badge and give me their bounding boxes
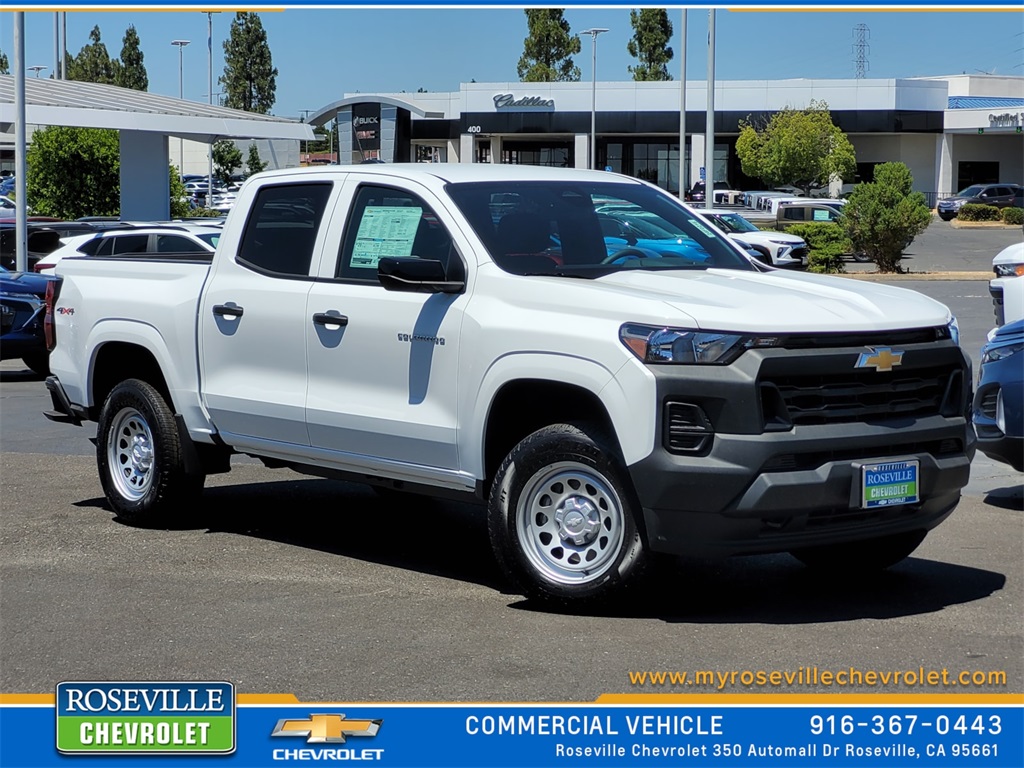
[856,347,904,372]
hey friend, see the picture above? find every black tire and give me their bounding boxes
[851,251,873,263]
[487,422,648,605]
[789,530,927,572]
[96,378,205,526]
[22,353,50,376]
[938,214,954,222]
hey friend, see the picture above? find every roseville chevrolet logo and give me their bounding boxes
[855,346,904,372]
[271,714,382,744]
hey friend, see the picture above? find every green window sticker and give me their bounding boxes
[351,206,422,269]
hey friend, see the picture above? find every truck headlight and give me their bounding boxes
[620,324,779,364]
[981,341,1022,364]
[948,316,960,346]
[994,263,1024,277]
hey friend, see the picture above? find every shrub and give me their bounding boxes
[785,222,849,274]
[1000,207,1023,226]
[842,162,930,273]
[957,204,1001,222]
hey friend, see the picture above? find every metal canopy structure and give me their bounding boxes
[0,75,315,223]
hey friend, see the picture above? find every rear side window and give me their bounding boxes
[337,185,457,281]
[782,207,804,221]
[237,182,332,277]
[156,235,198,253]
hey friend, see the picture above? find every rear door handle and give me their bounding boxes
[213,304,244,319]
[313,312,348,328]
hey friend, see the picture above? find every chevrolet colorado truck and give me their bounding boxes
[43,164,974,606]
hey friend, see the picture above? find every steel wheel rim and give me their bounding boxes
[515,461,625,585]
[107,407,155,501]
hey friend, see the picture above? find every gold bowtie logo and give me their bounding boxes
[271,714,382,743]
[856,347,904,372]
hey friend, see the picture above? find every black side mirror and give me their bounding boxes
[378,257,465,294]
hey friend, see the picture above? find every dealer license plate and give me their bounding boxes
[861,459,919,509]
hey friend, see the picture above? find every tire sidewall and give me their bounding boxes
[96,379,183,524]
[489,424,646,603]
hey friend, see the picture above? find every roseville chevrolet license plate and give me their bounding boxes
[861,459,919,509]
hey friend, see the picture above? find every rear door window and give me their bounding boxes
[110,234,150,254]
[237,182,332,277]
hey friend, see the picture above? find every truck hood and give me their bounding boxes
[591,268,952,333]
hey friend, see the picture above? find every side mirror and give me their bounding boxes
[378,257,465,294]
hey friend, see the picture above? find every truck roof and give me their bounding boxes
[246,163,645,186]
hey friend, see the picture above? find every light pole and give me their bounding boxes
[581,27,608,171]
[171,39,190,174]
[203,12,220,202]
[28,65,47,78]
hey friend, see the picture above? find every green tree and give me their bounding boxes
[627,9,673,81]
[735,99,856,196]
[0,50,9,75]
[220,13,278,113]
[115,25,148,91]
[842,162,931,274]
[66,25,117,84]
[27,126,120,219]
[212,140,243,184]
[517,10,581,82]
[246,143,267,175]
[169,166,191,218]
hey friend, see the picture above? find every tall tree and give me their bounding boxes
[27,127,120,219]
[0,50,9,75]
[115,25,148,91]
[220,13,277,114]
[212,140,243,184]
[66,26,117,84]
[627,9,674,81]
[735,99,856,196]
[517,10,581,82]
[246,143,267,175]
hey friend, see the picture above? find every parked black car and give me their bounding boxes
[937,183,1022,221]
[687,181,730,203]
[0,265,58,375]
[973,319,1024,472]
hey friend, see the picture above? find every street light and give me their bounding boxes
[171,39,190,173]
[581,27,608,171]
[28,65,47,78]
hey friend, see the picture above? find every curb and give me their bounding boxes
[836,271,992,281]
[948,221,1021,231]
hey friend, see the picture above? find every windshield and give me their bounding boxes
[956,185,984,197]
[707,213,759,234]
[445,180,754,278]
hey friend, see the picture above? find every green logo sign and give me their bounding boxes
[56,682,235,754]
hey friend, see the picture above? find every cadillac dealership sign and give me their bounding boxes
[988,112,1022,128]
[493,93,555,111]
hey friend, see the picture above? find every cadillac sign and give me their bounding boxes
[493,93,555,111]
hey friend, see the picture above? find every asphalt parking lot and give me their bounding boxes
[2,222,1021,701]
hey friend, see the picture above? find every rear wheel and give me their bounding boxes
[790,530,927,572]
[487,423,648,605]
[96,379,204,526]
[851,250,873,263]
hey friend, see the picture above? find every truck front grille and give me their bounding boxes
[762,366,956,426]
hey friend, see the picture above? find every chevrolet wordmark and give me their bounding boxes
[43,164,974,606]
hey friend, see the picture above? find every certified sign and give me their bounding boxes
[861,460,919,509]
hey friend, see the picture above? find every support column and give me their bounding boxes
[690,134,705,192]
[935,133,954,201]
[120,132,170,221]
[574,134,589,169]
[459,133,474,163]
[490,135,502,163]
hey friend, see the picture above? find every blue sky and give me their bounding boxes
[1,9,1022,119]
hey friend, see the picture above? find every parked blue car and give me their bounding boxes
[973,319,1024,471]
[0,265,57,375]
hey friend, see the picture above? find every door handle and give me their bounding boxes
[213,304,244,319]
[313,312,348,328]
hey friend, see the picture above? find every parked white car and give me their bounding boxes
[34,225,220,272]
[990,241,1024,330]
[696,208,809,268]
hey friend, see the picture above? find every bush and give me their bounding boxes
[842,162,930,273]
[785,222,849,274]
[1000,207,1023,226]
[957,204,1002,222]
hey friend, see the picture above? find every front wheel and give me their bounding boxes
[789,530,927,572]
[22,353,50,376]
[96,379,204,526]
[487,423,648,605]
[851,250,873,263]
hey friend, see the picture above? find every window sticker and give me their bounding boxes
[687,218,717,239]
[812,209,831,221]
[350,206,422,269]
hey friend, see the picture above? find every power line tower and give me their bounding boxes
[852,23,870,79]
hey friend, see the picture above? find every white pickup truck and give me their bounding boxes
[43,164,974,606]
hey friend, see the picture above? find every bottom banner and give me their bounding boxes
[1,692,1021,767]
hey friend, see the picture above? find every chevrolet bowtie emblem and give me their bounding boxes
[271,714,382,743]
[856,346,904,372]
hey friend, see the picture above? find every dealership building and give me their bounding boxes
[307,73,1023,203]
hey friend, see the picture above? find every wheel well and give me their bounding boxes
[483,380,618,489]
[90,343,172,419]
